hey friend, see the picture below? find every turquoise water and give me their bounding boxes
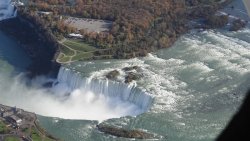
[36,28,250,141]
[0,0,250,141]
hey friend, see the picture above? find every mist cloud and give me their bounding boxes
[0,72,143,121]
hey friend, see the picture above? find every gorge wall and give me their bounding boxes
[0,1,60,76]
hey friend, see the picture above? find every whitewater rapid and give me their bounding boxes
[0,0,153,120]
[0,0,250,140]
[0,0,17,21]
[72,28,250,114]
[1,26,250,140]
[61,25,250,121]
[57,67,153,110]
[58,27,250,140]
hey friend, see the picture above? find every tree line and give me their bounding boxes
[22,0,219,59]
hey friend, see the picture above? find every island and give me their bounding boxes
[97,124,155,139]
[0,104,59,141]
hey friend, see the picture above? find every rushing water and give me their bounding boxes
[0,32,147,122]
[39,28,250,141]
[0,0,250,141]
[0,0,17,21]
[57,67,153,110]
[0,3,149,122]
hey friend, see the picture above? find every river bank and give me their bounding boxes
[0,0,239,69]
[0,104,59,141]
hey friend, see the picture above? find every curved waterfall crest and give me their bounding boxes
[0,0,17,21]
[57,67,153,111]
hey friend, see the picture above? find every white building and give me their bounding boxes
[9,115,22,125]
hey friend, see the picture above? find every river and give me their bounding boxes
[0,0,250,141]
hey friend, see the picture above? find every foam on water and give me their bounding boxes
[0,23,249,141]
[63,28,250,138]
[57,67,153,110]
[1,0,250,140]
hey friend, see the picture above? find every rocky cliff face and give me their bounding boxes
[230,19,247,31]
[0,17,60,77]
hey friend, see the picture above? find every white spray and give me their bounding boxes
[0,0,17,21]
[0,67,152,122]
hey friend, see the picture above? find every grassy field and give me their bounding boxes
[30,126,56,141]
[72,52,93,60]
[63,39,96,52]
[57,38,96,63]
[0,121,9,134]
[44,137,55,141]
[57,54,71,62]
[4,136,19,141]
[60,45,75,56]
[21,127,30,134]
[31,127,43,141]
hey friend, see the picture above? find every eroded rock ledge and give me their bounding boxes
[97,124,155,139]
[106,66,142,84]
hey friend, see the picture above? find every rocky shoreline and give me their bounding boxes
[97,124,156,139]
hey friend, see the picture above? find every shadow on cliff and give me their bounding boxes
[0,18,60,77]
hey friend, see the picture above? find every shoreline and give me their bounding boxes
[0,104,60,141]
[0,0,240,77]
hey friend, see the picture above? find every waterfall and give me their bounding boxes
[0,0,17,21]
[57,67,153,111]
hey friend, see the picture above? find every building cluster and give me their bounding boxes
[0,105,23,127]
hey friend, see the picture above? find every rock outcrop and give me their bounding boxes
[125,72,141,84]
[106,70,120,80]
[230,19,247,31]
[105,66,142,83]
[97,124,154,139]
[206,14,229,28]
[122,66,139,72]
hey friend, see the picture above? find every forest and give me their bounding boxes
[19,0,222,59]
